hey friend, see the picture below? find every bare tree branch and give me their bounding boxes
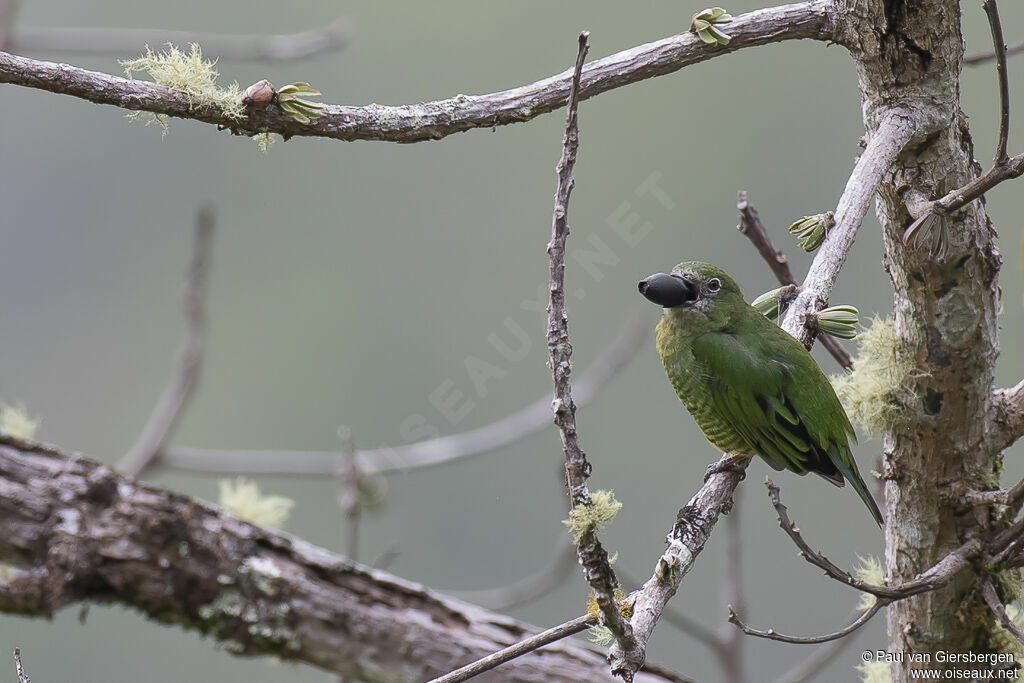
[544,30,634,664]
[607,454,750,679]
[729,601,884,644]
[0,434,681,683]
[159,313,651,475]
[767,616,862,683]
[735,191,853,369]
[980,577,1024,647]
[444,542,577,611]
[965,38,1024,67]
[0,2,837,143]
[718,495,744,683]
[13,648,29,683]
[118,206,214,478]
[992,379,1024,452]
[781,109,916,346]
[766,479,979,600]
[983,0,1011,165]
[8,17,351,62]
[428,614,597,683]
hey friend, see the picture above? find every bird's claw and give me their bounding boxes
[703,455,749,482]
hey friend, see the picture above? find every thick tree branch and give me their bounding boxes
[13,648,28,683]
[735,191,853,369]
[781,109,916,346]
[545,31,634,664]
[992,379,1024,451]
[158,313,650,475]
[0,2,836,143]
[607,454,749,679]
[7,17,351,62]
[118,206,214,478]
[0,435,679,683]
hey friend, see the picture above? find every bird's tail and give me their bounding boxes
[832,456,884,527]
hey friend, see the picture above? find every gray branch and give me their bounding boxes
[118,206,214,478]
[7,17,351,62]
[0,434,679,683]
[0,2,837,143]
[158,313,650,476]
[992,379,1024,452]
[780,109,917,345]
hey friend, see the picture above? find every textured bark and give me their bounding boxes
[833,1,1009,679]
[0,435,676,683]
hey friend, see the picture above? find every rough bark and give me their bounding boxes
[834,1,1008,679]
[0,435,676,683]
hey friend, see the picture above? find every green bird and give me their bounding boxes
[638,261,883,527]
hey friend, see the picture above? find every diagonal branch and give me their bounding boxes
[983,0,1010,165]
[7,17,351,62]
[980,577,1024,647]
[780,109,916,346]
[428,614,597,683]
[159,312,650,475]
[608,454,750,679]
[0,2,837,143]
[117,206,214,478]
[0,434,682,683]
[735,191,853,369]
[544,31,634,662]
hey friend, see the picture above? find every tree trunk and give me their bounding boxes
[836,1,1008,679]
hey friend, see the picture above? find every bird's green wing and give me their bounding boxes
[690,330,831,478]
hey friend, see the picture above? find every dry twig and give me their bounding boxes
[118,206,214,477]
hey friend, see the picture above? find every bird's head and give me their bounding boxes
[638,261,744,331]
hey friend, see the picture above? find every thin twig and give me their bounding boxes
[427,614,597,683]
[719,493,744,683]
[980,577,1024,646]
[444,542,577,611]
[767,613,862,683]
[965,38,1024,66]
[336,426,360,561]
[118,206,214,478]
[8,17,351,62]
[765,479,978,600]
[0,2,838,143]
[983,0,1010,164]
[13,648,29,683]
[729,601,884,644]
[545,30,634,661]
[159,313,651,475]
[735,191,852,370]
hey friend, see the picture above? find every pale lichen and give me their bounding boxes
[562,489,622,543]
[831,315,921,436]
[120,43,245,133]
[0,401,41,439]
[856,659,892,683]
[853,554,884,611]
[218,477,294,529]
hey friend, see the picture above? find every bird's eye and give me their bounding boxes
[707,278,722,293]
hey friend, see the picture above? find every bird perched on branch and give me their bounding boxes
[638,261,883,527]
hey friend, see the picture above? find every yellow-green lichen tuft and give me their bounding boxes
[853,554,884,611]
[0,401,41,439]
[857,659,892,683]
[120,43,245,132]
[218,477,295,529]
[587,624,614,646]
[563,489,622,543]
[830,315,921,437]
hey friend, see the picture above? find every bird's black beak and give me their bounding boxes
[638,272,697,308]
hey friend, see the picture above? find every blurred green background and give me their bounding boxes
[2,1,1023,681]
